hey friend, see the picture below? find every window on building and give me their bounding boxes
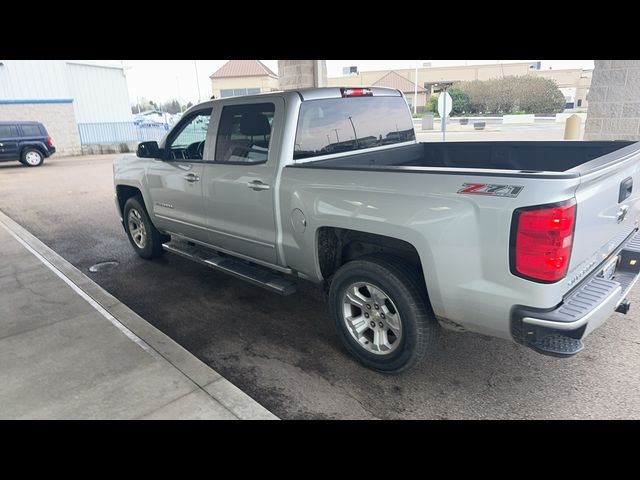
[219,88,261,98]
[577,99,582,107]
[214,103,275,163]
[0,125,18,137]
[20,125,42,136]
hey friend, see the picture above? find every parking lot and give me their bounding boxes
[2,154,640,419]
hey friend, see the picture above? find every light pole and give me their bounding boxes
[414,60,419,115]
[348,116,358,147]
[193,60,201,103]
[333,128,340,143]
[176,76,185,113]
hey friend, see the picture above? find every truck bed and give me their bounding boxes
[292,141,636,174]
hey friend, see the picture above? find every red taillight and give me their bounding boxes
[47,135,54,147]
[512,200,576,282]
[340,87,373,97]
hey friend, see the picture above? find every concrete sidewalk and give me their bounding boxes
[0,210,277,420]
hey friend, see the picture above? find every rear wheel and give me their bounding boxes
[21,148,44,167]
[329,254,439,373]
[123,196,169,259]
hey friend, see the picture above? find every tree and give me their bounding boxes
[427,94,438,115]
[161,99,181,114]
[453,76,566,115]
[448,87,469,115]
[130,97,157,114]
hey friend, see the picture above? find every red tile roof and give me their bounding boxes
[373,71,426,93]
[210,60,278,79]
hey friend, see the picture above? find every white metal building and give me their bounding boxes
[0,60,132,154]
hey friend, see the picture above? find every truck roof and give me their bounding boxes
[196,86,403,110]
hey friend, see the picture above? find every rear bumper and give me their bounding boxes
[46,146,56,156]
[511,229,640,356]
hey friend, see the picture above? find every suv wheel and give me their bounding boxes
[329,254,439,373]
[123,196,169,259]
[22,148,44,167]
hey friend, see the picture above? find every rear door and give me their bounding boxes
[200,98,283,264]
[0,124,20,160]
[567,144,640,284]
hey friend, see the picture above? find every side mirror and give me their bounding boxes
[137,141,161,158]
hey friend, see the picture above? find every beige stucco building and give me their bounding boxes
[210,60,279,99]
[209,61,592,111]
[328,62,592,110]
[370,71,427,110]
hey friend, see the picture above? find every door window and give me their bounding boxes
[214,103,275,164]
[165,109,212,160]
[0,125,19,138]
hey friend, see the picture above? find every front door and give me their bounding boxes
[146,108,212,242]
[0,124,20,161]
[201,99,283,264]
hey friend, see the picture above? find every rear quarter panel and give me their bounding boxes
[280,166,581,339]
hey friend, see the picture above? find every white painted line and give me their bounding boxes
[0,220,161,360]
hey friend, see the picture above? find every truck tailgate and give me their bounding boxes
[566,143,640,290]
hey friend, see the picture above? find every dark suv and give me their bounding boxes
[0,121,56,167]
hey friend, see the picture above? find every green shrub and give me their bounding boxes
[448,87,469,115]
[427,94,438,114]
[448,76,566,115]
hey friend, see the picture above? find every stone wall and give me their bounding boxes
[278,60,327,90]
[584,60,640,141]
[0,101,82,155]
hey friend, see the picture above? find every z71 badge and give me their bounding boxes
[457,183,524,198]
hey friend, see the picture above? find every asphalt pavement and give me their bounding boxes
[1,154,639,419]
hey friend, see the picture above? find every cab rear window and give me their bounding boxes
[293,96,415,160]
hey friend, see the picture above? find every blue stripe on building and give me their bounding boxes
[0,99,74,105]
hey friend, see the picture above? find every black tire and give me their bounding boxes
[21,148,44,167]
[329,254,439,373]
[123,195,169,259]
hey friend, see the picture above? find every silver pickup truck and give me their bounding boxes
[113,87,640,373]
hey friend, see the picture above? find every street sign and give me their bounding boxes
[437,92,453,117]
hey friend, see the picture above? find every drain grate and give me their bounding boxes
[89,261,119,273]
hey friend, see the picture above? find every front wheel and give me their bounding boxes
[123,196,169,259]
[329,254,439,373]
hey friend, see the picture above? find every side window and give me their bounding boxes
[165,109,212,160]
[0,125,18,137]
[20,125,41,137]
[214,103,275,164]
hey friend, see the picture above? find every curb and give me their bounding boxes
[0,209,278,420]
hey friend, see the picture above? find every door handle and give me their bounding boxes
[184,173,200,182]
[247,180,270,191]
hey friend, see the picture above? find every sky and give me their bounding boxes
[108,60,595,106]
